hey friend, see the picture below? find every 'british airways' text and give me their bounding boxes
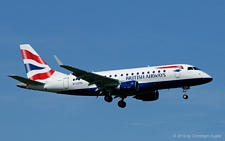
[126,73,166,80]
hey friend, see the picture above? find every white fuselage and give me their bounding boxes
[28,64,212,96]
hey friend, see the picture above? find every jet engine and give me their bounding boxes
[118,80,139,92]
[134,90,159,101]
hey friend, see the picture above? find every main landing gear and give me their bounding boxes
[104,95,113,103]
[118,98,126,108]
[104,95,127,108]
[182,86,190,100]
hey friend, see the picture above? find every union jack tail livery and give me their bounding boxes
[20,44,55,82]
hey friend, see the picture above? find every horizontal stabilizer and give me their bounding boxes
[8,75,44,85]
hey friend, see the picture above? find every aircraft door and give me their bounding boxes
[174,70,181,78]
[63,77,69,89]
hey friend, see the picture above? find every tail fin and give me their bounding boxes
[20,44,55,82]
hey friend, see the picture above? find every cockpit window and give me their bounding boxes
[193,67,201,70]
[187,67,193,70]
[187,67,201,70]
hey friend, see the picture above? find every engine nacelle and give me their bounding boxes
[134,90,159,101]
[119,80,139,92]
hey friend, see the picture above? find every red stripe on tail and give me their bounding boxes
[21,50,47,65]
[29,70,55,80]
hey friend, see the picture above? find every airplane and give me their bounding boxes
[8,44,213,108]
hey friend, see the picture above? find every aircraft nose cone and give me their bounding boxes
[202,77,213,83]
[209,77,213,82]
[201,72,213,83]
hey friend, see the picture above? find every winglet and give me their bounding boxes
[54,55,64,66]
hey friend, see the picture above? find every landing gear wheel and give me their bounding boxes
[104,95,113,103]
[182,86,190,100]
[183,94,188,100]
[118,100,126,108]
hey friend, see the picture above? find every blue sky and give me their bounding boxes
[1,0,224,140]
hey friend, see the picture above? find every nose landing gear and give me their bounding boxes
[182,86,190,100]
[183,94,188,99]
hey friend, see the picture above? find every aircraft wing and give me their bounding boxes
[54,56,119,88]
